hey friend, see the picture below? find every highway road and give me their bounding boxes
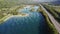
[40,4,60,34]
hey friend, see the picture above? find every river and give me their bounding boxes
[0,5,49,34]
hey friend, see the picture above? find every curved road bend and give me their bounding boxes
[40,4,60,34]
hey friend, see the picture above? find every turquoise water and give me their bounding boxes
[0,6,48,34]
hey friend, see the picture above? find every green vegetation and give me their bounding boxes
[0,5,25,23]
[54,9,60,13]
[0,0,23,8]
[38,6,58,34]
[52,6,60,16]
[0,0,59,34]
[43,5,60,22]
[0,0,26,23]
[0,14,12,24]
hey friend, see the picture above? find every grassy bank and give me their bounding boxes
[38,6,58,34]
[40,11,58,34]
[0,14,12,24]
[43,5,60,22]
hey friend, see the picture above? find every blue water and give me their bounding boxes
[0,6,48,34]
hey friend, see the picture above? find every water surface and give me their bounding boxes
[0,6,48,34]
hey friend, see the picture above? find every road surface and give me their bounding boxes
[40,4,60,34]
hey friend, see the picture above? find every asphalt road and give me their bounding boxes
[40,4,60,34]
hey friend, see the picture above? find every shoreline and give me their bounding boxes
[0,14,29,23]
